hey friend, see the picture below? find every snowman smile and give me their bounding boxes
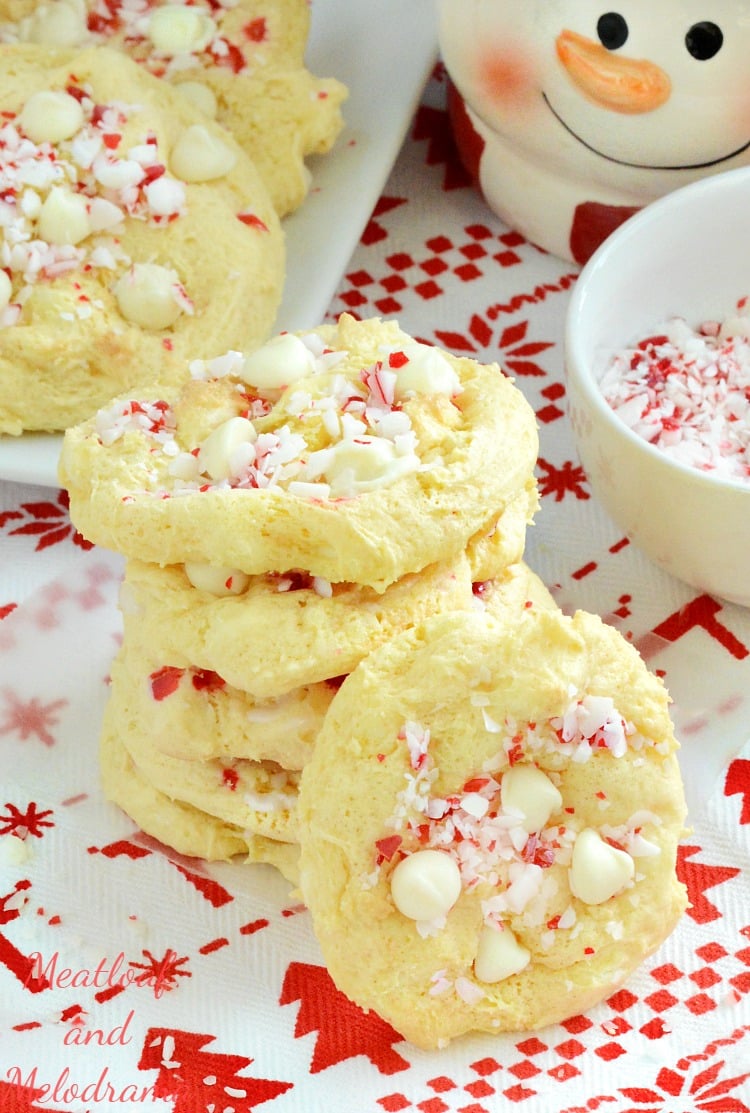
[542,92,750,171]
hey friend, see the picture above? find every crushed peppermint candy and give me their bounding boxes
[428,970,486,1004]
[371,693,654,933]
[600,307,750,484]
[95,398,175,446]
[0,80,189,327]
[0,0,250,80]
[99,330,463,500]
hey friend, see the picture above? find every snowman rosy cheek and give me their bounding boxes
[476,44,539,109]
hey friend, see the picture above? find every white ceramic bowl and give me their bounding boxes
[565,166,750,607]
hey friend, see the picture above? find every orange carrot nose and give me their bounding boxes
[556,29,671,114]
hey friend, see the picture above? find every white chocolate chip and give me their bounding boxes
[37,187,90,246]
[0,270,12,314]
[501,764,563,833]
[87,196,124,233]
[18,90,85,144]
[390,850,462,922]
[393,344,462,400]
[170,125,236,183]
[198,416,257,480]
[144,176,186,217]
[242,333,316,391]
[184,562,250,596]
[474,924,531,983]
[325,436,419,497]
[146,6,216,54]
[113,263,183,330]
[569,828,635,906]
[176,81,218,119]
[21,1,87,45]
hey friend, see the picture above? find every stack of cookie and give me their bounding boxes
[61,313,688,1046]
[60,314,542,884]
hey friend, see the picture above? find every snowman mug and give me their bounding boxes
[438,2,750,264]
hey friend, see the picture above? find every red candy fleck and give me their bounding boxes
[191,669,225,693]
[237,212,269,232]
[388,350,409,369]
[507,740,524,766]
[150,666,184,701]
[141,164,166,185]
[244,17,267,42]
[222,768,239,792]
[206,38,246,73]
[374,834,402,863]
[64,84,87,103]
[521,834,556,868]
[463,777,490,793]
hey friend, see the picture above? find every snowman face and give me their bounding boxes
[439,0,750,190]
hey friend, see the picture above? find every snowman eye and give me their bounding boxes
[596,12,629,51]
[685,21,723,60]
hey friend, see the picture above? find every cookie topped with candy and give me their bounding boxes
[297,604,688,1049]
[0,0,347,216]
[0,45,283,434]
[60,314,539,590]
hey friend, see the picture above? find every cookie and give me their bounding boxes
[0,44,283,434]
[466,480,538,583]
[477,560,557,616]
[100,716,300,883]
[60,315,539,590]
[110,625,330,766]
[106,644,300,842]
[297,605,687,1048]
[0,0,347,216]
[119,544,516,698]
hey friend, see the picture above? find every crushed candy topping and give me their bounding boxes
[600,307,750,484]
[97,330,462,500]
[0,79,190,328]
[371,693,657,939]
[96,397,175,445]
[0,0,252,79]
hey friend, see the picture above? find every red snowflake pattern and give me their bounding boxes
[0,802,54,839]
[435,313,554,376]
[128,948,191,998]
[0,489,93,552]
[0,691,67,746]
[561,1026,750,1113]
[537,458,591,501]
